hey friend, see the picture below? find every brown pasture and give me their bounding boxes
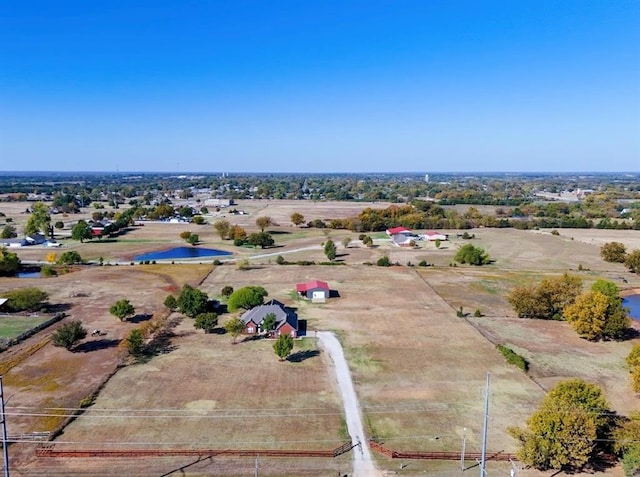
[2,199,640,476]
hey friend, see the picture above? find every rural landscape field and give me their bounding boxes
[1,178,640,477]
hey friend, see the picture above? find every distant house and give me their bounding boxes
[421,231,448,242]
[25,233,47,245]
[240,300,298,338]
[296,280,330,302]
[386,227,416,247]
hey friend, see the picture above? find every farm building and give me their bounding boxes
[240,300,298,337]
[420,231,448,241]
[296,280,330,302]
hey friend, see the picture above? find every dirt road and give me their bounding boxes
[317,331,382,477]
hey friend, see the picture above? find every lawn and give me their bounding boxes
[0,315,50,340]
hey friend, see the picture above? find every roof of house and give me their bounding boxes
[296,280,330,293]
[0,298,8,306]
[240,300,298,330]
[386,226,411,235]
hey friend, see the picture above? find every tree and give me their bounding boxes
[255,216,272,232]
[341,236,351,249]
[247,232,274,249]
[600,241,627,263]
[508,274,583,320]
[508,379,611,470]
[179,230,192,240]
[45,252,57,264]
[290,212,305,226]
[362,235,373,247]
[1,224,16,239]
[454,244,490,265]
[221,286,234,297]
[224,317,244,343]
[434,238,442,249]
[194,312,218,333]
[126,329,144,356]
[230,225,247,242]
[110,299,136,321]
[0,247,20,276]
[54,221,64,230]
[627,345,640,393]
[625,249,640,274]
[163,295,177,311]
[227,286,268,312]
[192,216,205,225]
[261,313,277,335]
[24,202,51,237]
[273,334,294,361]
[2,287,49,312]
[213,219,231,239]
[377,255,391,267]
[324,239,337,261]
[186,233,199,245]
[564,279,630,340]
[613,412,640,476]
[71,220,93,243]
[57,251,83,265]
[52,320,87,350]
[177,284,209,318]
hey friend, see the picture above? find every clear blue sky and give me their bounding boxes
[1,0,639,173]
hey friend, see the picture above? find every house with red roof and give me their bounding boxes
[296,280,330,302]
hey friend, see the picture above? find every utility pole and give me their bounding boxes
[480,373,490,477]
[0,376,10,477]
[460,427,467,471]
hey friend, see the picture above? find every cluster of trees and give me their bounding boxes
[1,287,49,312]
[508,276,630,341]
[453,244,491,266]
[627,345,640,394]
[601,242,640,274]
[179,230,199,245]
[164,285,218,333]
[213,218,275,249]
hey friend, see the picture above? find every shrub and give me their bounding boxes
[418,260,429,267]
[376,256,391,267]
[276,255,286,265]
[41,265,57,277]
[221,286,234,297]
[474,308,482,317]
[496,344,528,371]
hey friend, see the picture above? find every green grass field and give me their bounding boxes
[0,315,50,340]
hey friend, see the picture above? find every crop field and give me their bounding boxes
[1,199,640,476]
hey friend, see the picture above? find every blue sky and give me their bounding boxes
[1,0,638,173]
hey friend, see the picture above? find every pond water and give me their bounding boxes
[16,270,42,278]
[134,246,232,262]
[623,294,640,321]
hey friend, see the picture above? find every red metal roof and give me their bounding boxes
[386,227,411,235]
[296,280,330,292]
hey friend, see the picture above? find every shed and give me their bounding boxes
[296,280,330,302]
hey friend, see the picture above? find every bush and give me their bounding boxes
[496,344,528,371]
[276,255,286,265]
[221,286,234,297]
[52,320,87,350]
[418,260,429,267]
[41,265,57,277]
[2,287,49,312]
[57,251,83,265]
[474,308,482,317]
[376,256,391,267]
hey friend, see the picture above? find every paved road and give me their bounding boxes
[317,331,382,477]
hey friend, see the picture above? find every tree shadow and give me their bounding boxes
[74,339,120,353]
[287,349,320,362]
[268,230,291,235]
[211,327,227,335]
[47,303,74,313]
[128,313,153,324]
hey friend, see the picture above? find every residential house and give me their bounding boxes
[240,300,298,338]
[386,227,416,247]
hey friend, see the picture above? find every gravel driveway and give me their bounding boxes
[317,331,382,477]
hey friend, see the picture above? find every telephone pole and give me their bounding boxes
[479,373,490,477]
[0,376,10,477]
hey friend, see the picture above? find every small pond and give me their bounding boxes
[134,246,232,262]
[16,268,42,278]
[623,294,640,321]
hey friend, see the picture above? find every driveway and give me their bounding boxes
[317,331,382,477]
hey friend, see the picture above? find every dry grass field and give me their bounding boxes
[1,199,640,476]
